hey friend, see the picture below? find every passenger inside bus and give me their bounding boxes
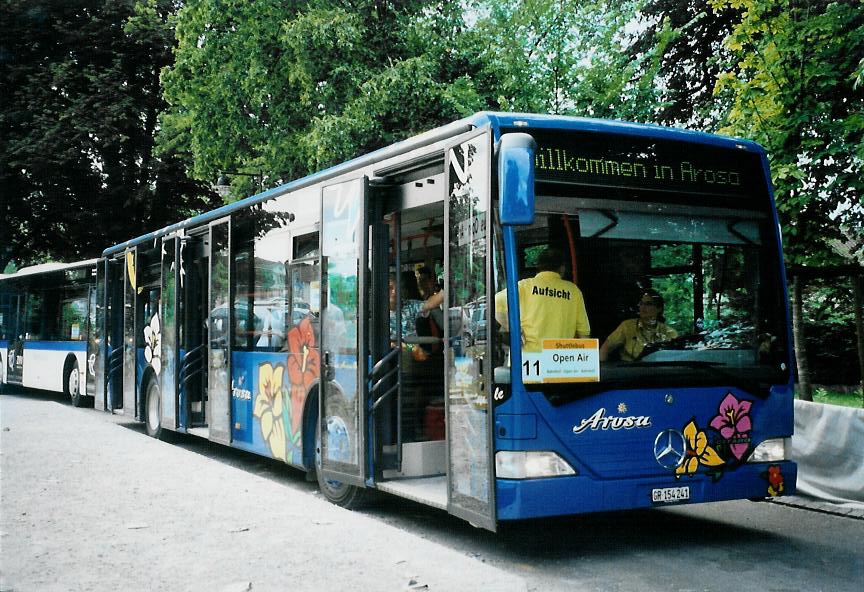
[413,267,443,355]
[389,271,424,345]
[418,267,444,315]
[494,247,591,352]
[599,289,678,362]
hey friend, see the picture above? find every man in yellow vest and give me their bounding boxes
[494,247,590,352]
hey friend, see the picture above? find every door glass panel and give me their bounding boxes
[107,259,124,410]
[92,262,106,409]
[209,222,231,443]
[320,179,365,481]
[86,281,98,398]
[7,294,24,384]
[446,130,495,528]
[161,238,177,429]
[123,249,136,414]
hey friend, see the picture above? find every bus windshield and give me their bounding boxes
[498,195,790,398]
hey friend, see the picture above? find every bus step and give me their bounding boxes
[382,441,446,478]
[377,476,447,510]
[187,427,209,439]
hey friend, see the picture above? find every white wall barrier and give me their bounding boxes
[792,400,864,508]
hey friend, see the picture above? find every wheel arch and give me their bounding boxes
[62,353,79,394]
[62,353,78,380]
[301,381,321,472]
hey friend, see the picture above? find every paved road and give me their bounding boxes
[2,388,862,592]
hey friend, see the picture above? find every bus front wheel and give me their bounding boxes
[314,418,368,509]
[65,359,84,407]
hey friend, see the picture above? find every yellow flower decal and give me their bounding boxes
[676,420,725,476]
[253,363,287,461]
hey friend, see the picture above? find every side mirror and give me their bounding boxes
[498,133,536,226]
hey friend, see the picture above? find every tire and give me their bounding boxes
[315,416,368,509]
[145,379,164,439]
[65,359,84,407]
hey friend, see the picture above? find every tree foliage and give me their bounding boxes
[0,0,216,270]
[159,0,488,197]
[474,0,665,120]
[630,0,742,127]
[711,0,864,265]
[4,0,862,277]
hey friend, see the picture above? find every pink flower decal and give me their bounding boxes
[710,393,752,460]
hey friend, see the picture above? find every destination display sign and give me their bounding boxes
[525,129,765,198]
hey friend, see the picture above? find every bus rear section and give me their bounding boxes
[0,260,100,406]
[492,125,797,520]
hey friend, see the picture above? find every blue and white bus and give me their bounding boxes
[93,113,796,530]
[0,259,100,406]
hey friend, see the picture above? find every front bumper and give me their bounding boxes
[496,460,797,520]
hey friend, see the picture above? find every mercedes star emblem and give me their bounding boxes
[654,429,687,470]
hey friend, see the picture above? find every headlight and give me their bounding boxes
[748,438,788,463]
[495,450,577,479]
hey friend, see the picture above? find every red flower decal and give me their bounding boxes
[286,317,320,434]
[767,465,784,496]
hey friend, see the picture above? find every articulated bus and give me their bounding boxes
[7,113,796,530]
[0,259,100,406]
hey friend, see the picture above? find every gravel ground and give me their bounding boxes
[0,392,527,592]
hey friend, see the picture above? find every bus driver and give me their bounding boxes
[494,247,591,352]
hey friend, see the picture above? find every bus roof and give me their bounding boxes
[102,112,764,257]
[0,258,101,281]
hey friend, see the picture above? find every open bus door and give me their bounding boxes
[180,229,209,431]
[444,128,497,531]
[122,247,137,416]
[92,260,107,410]
[105,257,124,411]
[86,278,99,404]
[159,236,179,431]
[207,219,232,444]
[6,292,24,385]
[177,222,231,442]
[318,177,368,489]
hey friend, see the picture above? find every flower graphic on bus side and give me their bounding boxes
[710,393,753,460]
[143,313,161,375]
[676,420,725,476]
[253,363,287,462]
[286,317,320,437]
[765,465,784,496]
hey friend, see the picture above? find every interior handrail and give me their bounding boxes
[371,347,398,376]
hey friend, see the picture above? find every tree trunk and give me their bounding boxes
[792,275,813,401]
[853,274,864,408]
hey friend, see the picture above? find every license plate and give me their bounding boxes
[652,486,690,503]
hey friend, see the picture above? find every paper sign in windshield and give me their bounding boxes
[522,339,600,383]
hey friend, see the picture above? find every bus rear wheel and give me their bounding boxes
[315,418,368,509]
[145,379,164,440]
[65,359,84,407]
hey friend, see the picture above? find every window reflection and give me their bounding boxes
[232,194,320,353]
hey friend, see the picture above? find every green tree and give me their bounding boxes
[159,0,487,196]
[712,0,864,265]
[474,0,661,121]
[0,0,216,270]
[630,0,743,127]
[709,0,864,399]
